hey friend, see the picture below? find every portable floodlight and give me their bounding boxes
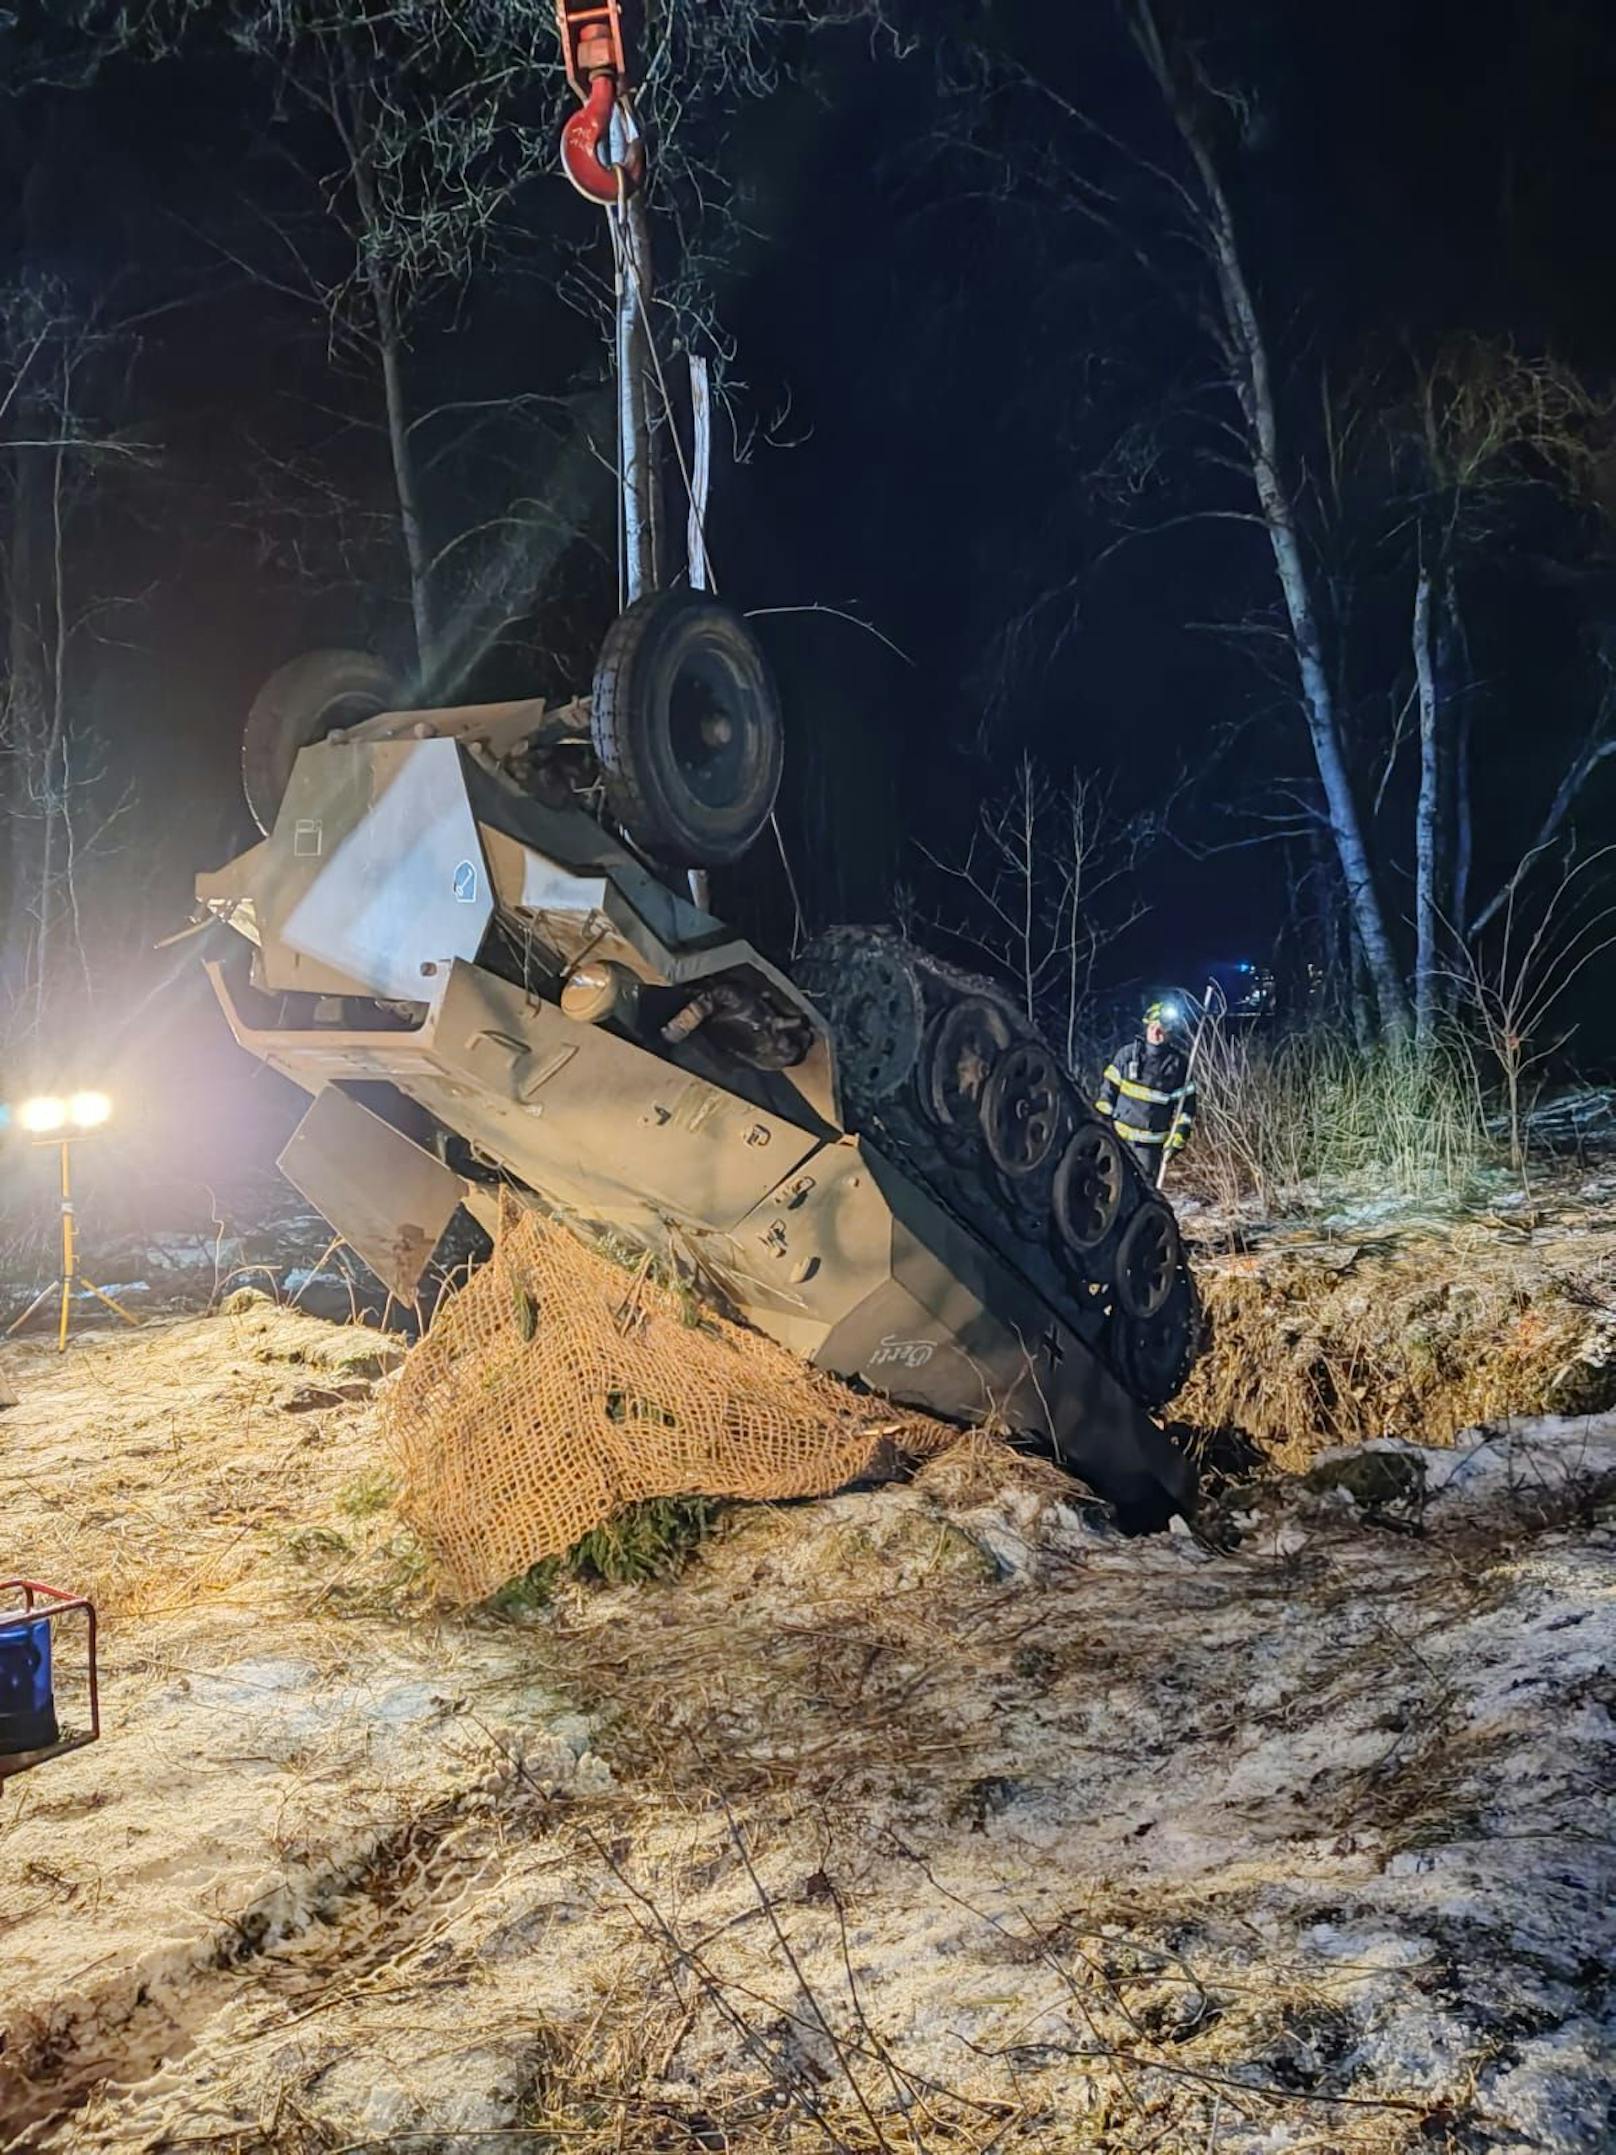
[17,1091,112,1133]
[4,1090,137,1351]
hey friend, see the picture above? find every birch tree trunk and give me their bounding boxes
[1130,1,1411,1037]
[1456,573,1482,943]
[1412,558,1441,1048]
[1453,696,1474,948]
[1350,932,1376,1052]
[687,352,712,590]
[612,161,660,605]
[1436,566,1467,1012]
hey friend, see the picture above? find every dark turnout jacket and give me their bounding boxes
[1095,1036,1196,1155]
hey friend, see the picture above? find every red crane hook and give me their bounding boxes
[555,3,647,205]
[561,75,646,204]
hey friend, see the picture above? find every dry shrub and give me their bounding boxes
[1179,1228,1616,1464]
[1179,1024,1490,1216]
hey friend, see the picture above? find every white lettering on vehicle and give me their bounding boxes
[868,1335,936,1371]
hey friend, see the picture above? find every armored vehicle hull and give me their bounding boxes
[197,606,1199,1522]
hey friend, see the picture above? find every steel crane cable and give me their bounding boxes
[607,162,719,597]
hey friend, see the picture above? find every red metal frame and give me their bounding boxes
[554,0,628,98]
[553,0,646,204]
[0,1580,100,1781]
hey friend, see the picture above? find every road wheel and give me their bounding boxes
[919,996,1013,1154]
[1115,1198,1181,1321]
[1053,1122,1128,1263]
[591,589,784,868]
[981,1042,1076,1190]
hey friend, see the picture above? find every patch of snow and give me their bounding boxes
[5,1315,1614,2151]
[1308,1409,1616,1520]
[1480,2023,1616,2154]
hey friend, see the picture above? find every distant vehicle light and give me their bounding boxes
[68,1093,112,1130]
[18,1097,67,1134]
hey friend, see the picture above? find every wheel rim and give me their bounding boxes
[1054,1124,1127,1255]
[665,648,756,812]
[1116,1201,1180,1320]
[982,1044,1073,1180]
[921,998,1014,1135]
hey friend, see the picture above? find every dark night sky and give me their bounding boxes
[7,0,1616,1177]
[710,0,1616,970]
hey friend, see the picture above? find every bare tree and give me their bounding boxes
[1384,340,1616,1027]
[1125,0,1410,1037]
[916,11,1414,1033]
[1448,844,1616,1187]
[181,2,570,688]
[0,277,149,1039]
[926,7,1616,1051]
[921,751,1152,1068]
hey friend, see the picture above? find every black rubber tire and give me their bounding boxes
[591,589,784,868]
[243,649,398,835]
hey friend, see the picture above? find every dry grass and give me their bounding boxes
[0,1298,419,1622]
[1179,1218,1616,1463]
[1177,1026,1491,1218]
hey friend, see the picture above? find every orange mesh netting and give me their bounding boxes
[385,1205,955,1602]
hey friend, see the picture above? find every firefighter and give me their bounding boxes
[1095,1000,1196,1182]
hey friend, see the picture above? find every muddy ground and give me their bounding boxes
[2,1301,1614,2154]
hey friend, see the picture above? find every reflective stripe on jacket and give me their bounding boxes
[1094,1036,1195,1150]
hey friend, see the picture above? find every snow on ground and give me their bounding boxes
[2,1310,1614,2152]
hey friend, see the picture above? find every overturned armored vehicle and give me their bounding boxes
[197,593,1201,1523]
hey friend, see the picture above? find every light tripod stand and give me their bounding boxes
[5,1100,138,1352]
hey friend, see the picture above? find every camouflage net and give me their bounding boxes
[385,1204,956,1603]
